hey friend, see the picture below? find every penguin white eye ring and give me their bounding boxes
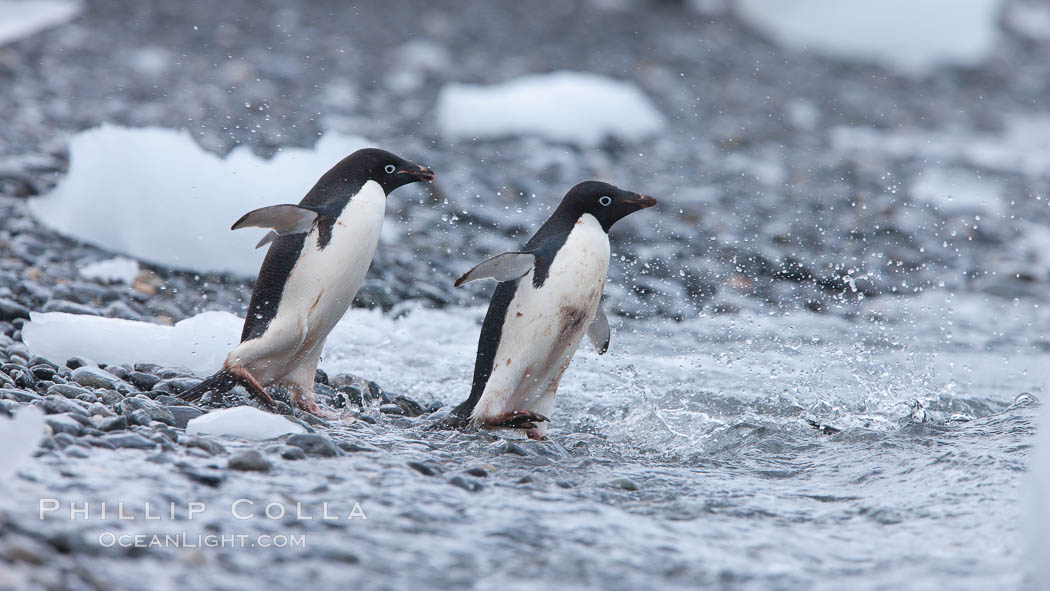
[599,195,612,206]
[384,164,396,174]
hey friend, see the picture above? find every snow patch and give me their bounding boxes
[435,71,666,146]
[79,256,140,284]
[185,406,306,440]
[736,0,1003,73]
[29,125,371,276]
[0,406,45,482]
[0,0,80,46]
[22,311,240,374]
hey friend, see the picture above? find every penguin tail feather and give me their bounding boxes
[179,369,238,402]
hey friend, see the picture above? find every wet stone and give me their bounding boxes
[448,475,483,492]
[0,298,30,321]
[101,432,158,449]
[65,446,90,459]
[65,356,91,370]
[99,415,127,432]
[44,414,85,436]
[48,382,90,400]
[407,461,441,476]
[151,377,201,395]
[609,478,639,491]
[52,432,77,448]
[228,449,271,472]
[0,388,41,403]
[120,396,175,425]
[127,409,151,427]
[71,366,125,390]
[42,395,88,416]
[183,436,226,456]
[280,445,307,461]
[29,365,56,381]
[127,371,159,391]
[167,405,203,429]
[286,433,341,457]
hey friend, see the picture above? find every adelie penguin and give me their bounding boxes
[180,148,434,416]
[446,181,656,439]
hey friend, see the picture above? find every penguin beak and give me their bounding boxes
[627,194,657,209]
[400,164,435,183]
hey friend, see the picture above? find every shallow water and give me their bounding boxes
[3,290,1041,590]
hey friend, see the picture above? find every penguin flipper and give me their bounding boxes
[587,306,610,355]
[231,204,320,235]
[454,252,535,287]
[254,231,280,249]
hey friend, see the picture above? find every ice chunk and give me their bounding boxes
[185,406,305,440]
[736,0,1003,73]
[0,0,81,46]
[435,71,666,146]
[21,311,240,375]
[79,256,140,284]
[0,406,45,482]
[29,124,371,276]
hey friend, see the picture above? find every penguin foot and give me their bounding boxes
[487,410,549,431]
[227,366,276,409]
[292,389,343,420]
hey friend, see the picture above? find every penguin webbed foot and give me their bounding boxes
[487,410,549,431]
[225,366,277,410]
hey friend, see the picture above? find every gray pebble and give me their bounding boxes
[0,298,30,321]
[448,475,483,492]
[119,396,175,425]
[151,377,201,395]
[127,409,151,426]
[71,366,126,390]
[0,388,41,403]
[228,449,271,472]
[609,478,639,491]
[286,433,341,457]
[98,415,127,432]
[101,432,158,449]
[52,432,77,448]
[44,414,84,436]
[42,395,88,416]
[41,299,101,316]
[280,445,307,461]
[167,405,203,429]
[65,446,90,458]
[127,371,159,391]
[407,461,441,476]
[183,435,226,456]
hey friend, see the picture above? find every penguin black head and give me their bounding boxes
[558,180,657,232]
[324,148,435,195]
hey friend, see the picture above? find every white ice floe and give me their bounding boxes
[736,0,1003,73]
[29,124,372,277]
[0,0,81,46]
[435,71,666,146]
[21,310,240,374]
[185,406,305,440]
[78,256,140,284]
[0,406,45,482]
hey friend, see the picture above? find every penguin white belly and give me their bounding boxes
[229,181,386,384]
[472,214,610,429]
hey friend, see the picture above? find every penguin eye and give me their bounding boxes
[599,195,612,206]
[384,164,396,174]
